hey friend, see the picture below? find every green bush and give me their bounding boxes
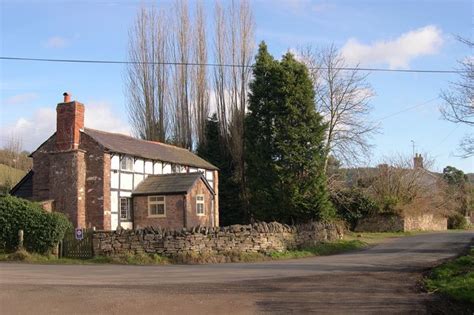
[0,195,71,253]
[331,189,379,230]
[447,212,468,229]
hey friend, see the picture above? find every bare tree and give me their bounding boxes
[169,0,193,149]
[191,1,209,146]
[126,6,170,142]
[213,0,254,191]
[440,37,473,158]
[298,45,378,172]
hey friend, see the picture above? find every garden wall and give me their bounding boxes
[355,214,447,232]
[92,221,344,257]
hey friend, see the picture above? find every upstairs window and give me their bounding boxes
[196,195,205,216]
[120,198,131,220]
[120,156,133,171]
[148,196,166,217]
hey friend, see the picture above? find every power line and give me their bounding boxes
[0,56,466,74]
[375,97,439,121]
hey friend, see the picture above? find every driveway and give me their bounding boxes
[0,231,472,314]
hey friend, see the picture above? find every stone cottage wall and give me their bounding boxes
[93,221,344,257]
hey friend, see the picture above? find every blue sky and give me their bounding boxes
[1,0,472,172]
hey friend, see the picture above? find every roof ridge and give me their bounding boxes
[84,127,191,152]
[146,172,203,178]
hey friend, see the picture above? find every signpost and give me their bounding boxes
[75,228,84,241]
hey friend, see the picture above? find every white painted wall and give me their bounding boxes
[111,191,118,213]
[144,161,153,174]
[154,162,163,174]
[134,174,144,188]
[163,163,171,174]
[111,155,120,170]
[120,173,133,190]
[111,171,119,189]
[134,159,144,173]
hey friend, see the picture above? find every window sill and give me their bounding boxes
[148,215,166,218]
[196,213,205,217]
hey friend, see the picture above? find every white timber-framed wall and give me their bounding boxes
[109,153,215,230]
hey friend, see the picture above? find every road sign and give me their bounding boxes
[75,228,84,240]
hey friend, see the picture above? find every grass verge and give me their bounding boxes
[425,248,474,304]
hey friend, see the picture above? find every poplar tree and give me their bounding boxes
[246,42,335,223]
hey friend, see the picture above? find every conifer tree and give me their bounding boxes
[245,42,335,223]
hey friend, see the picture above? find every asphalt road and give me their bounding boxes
[0,231,472,314]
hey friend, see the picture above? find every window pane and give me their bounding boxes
[120,198,129,219]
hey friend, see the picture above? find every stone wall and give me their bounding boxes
[403,214,447,231]
[93,221,344,257]
[354,215,404,232]
[355,214,447,232]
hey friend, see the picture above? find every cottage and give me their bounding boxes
[11,93,219,230]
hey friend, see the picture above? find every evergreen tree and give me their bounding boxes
[245,42,283,221]
[245,42,335,223]
[197,114,245,225]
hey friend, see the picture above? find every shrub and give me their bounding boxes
[447,212,468,229]
[331,189,379,230]
[0,195,71,253]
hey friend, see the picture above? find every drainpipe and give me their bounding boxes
[183,195,187,229]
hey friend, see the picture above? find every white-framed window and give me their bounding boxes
[196,194,205,216]
[148,196,166,217]
[120,156,133,171]
[120,197,131,220]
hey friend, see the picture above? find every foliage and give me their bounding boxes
[245,42,334,224]
[197,115,246,225]
[331,188,379,229]
[443,166,468,186]
[447,212,469,230]
[425,249,474,303]
[0,195,71,253]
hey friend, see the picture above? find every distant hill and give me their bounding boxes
[0,164,26,194]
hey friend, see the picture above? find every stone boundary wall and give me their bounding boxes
[355,214,447,232]
[93,222,344,257]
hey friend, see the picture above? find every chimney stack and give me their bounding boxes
[413,153,424,169]
[56,92,85,151]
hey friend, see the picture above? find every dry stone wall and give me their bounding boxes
[93,221,344,257]
[355,214,447,232]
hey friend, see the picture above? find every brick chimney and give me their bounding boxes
[413,153,423,169]
[56,92,85,151]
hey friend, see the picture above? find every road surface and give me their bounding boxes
[0,232,472,314]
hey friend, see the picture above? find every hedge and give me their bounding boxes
[0,195,71,253]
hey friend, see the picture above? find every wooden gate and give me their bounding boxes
[61,229,94,259]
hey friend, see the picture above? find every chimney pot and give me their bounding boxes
[63,92,71,103]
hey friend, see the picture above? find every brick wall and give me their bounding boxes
[49,150,86,228]
[93,221,344,257]
[79,133,110,230]
[185,179,213,228]
[133,195,186,230]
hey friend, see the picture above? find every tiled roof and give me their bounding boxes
[132,173,214,195]
[83,128,217,170]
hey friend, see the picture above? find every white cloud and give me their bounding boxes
[0,102,131,151]
[341,25,443,69]
[44,36,68,48]
[3,93,38,105]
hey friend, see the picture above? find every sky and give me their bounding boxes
[0,0,472,173]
